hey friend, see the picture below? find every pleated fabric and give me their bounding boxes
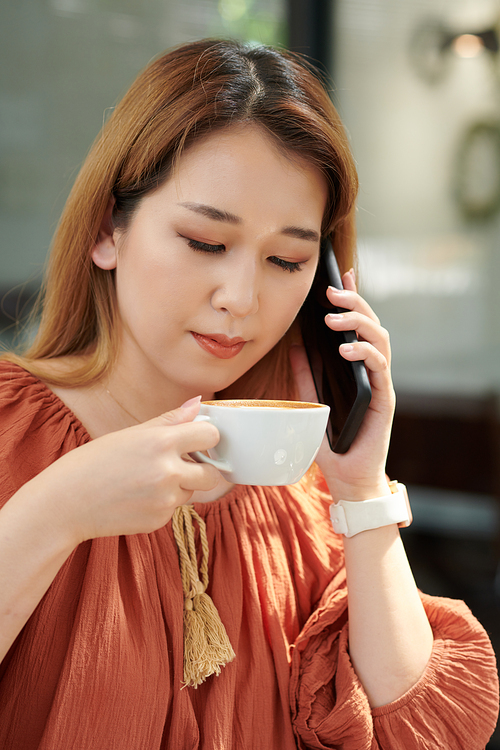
[0,362,498,749]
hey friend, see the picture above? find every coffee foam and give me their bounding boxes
[201,399,323,409]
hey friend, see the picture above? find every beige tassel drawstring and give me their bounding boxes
[171,505,235,688]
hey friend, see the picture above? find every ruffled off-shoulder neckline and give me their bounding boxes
[0,360,91,441]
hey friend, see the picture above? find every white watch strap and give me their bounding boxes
[330,482,411,537]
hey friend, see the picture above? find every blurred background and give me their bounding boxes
[1,0,499,743]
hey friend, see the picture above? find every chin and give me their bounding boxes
[204,358,260,393]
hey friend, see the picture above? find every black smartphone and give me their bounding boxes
[298,238,372,453]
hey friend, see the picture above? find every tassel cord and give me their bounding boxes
[172,505,235,688]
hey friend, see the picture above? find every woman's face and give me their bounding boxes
[93,125,327,405]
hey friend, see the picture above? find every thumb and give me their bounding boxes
[155,395,202,426]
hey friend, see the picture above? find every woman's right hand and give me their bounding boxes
[0,398,222,662]
[25,398,222,546]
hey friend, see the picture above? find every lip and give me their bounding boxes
[191,332,248,359]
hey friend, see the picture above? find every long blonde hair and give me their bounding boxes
[4,39,358,399]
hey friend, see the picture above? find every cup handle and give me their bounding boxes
[190,415,232,473]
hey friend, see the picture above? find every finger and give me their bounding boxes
[180,460,221,492]
[326,312,390,360]
[342,268,357,292]
[326,286,381,325]
[162,419,221,456]
[288,344,319,404]
[340,340,391,379]
[154,395,202,427]
[146,396,221,453]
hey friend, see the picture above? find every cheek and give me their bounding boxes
[115,241,196,321]
[263,281,312,341]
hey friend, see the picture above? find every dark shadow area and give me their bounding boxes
[287,0,334,74]
[388,394,500,748]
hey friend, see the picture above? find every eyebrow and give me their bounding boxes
[179,202,241,225]
[179,202,320,243]
[281,226,319,242]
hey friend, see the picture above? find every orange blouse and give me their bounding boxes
[0,362,498,749]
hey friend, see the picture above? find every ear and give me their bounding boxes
[91,198,117,270]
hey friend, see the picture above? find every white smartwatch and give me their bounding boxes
[330,481,412,538]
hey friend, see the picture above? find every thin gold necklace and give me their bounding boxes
[102,385,141,424]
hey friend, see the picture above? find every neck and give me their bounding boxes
[102,355,214,423]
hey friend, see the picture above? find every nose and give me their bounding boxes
[210,255,260,318]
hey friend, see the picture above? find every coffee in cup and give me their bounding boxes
[191,399,329,486]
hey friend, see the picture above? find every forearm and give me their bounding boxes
[343,523,433,708]
[0,482,76,663]
[296,276,434,707]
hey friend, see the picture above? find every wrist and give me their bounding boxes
[1,484,79,589]
[328,476,391,504]
[330,481,412,537]
[17,474,83,553]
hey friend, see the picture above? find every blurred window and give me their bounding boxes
[334,0,500,397]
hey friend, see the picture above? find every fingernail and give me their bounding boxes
[181,395,202,409]
[340,344,354,353]
[328,285,346,294]
[327,313,344,320]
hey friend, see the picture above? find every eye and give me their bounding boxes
[269,256,304,273]
[186,237,225,254]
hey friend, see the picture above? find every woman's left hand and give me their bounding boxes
[290,269,395,502]
[291,271,436,710]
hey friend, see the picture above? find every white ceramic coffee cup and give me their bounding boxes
[191,399,330,486]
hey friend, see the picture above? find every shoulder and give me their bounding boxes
[0,359,49,418]
[0,360,84,438]
[0,360,51,440]
[0,361,89,504]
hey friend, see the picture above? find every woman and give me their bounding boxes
[0,39,497,749]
